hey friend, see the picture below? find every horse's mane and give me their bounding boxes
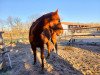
[32,12,53,26]
[29,12,53,36]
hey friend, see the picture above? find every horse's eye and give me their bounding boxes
[58,20,60,22]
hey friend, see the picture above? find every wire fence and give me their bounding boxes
[58,27,100,46]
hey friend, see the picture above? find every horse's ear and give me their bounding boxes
[55,9,58,13]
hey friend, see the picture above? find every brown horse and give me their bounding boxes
[29,10,63,70]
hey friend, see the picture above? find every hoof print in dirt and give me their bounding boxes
[39,70,45,74]
[0,66,12,72]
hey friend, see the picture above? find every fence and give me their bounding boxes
[58,27,100,45]
[1,26,100,46]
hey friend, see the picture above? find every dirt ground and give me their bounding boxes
[0,42,100,75]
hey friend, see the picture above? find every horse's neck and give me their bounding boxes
[31,22,43,35]
[30,15,51,35]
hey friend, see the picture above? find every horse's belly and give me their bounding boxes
[34,37,43,47]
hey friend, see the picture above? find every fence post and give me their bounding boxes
[0,32,12,71]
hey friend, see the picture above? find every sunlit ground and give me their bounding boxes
[0,39,100,75]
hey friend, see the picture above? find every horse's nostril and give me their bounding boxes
[60,30,63,34]
[61,30,63,34]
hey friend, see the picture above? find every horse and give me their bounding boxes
[29,10,63,70]
[30,22,63,59]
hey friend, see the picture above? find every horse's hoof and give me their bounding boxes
[46,57,49,59]
[46,55,50,59]
[39,69,45,74]
[56,51,58,54]
[33,62,36,65]
[7,66,12,70]
[51,49,54,52]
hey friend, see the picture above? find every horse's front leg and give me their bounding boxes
[52,41,58,54]
[46,41,54,59]
[55,42,58,54]
[51,34,58,54]
[40,45,44,70]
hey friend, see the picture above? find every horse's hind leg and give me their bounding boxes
[40,46,44,70]
[46,41,51,59]
[33,48,36,65]
[31,44,37,65]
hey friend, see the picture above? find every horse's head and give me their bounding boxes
[49,10,63,35]
[51,23,63,36]
[42,10,63,35]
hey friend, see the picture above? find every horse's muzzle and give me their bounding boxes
[61,29,63,34]
[56,29,63,36]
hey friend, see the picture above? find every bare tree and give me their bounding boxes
[14,17,23,42]
[14,17,21,30]
[7,16,14,31]
[0,19,5,31]
[7,16,15,44]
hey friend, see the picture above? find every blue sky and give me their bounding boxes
[0,0,100,23]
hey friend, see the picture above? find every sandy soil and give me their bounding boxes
[0,42,100,75]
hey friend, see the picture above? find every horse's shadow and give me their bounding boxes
[1,42,83,75]
[45,50,83,75]
[1,42,52,75]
